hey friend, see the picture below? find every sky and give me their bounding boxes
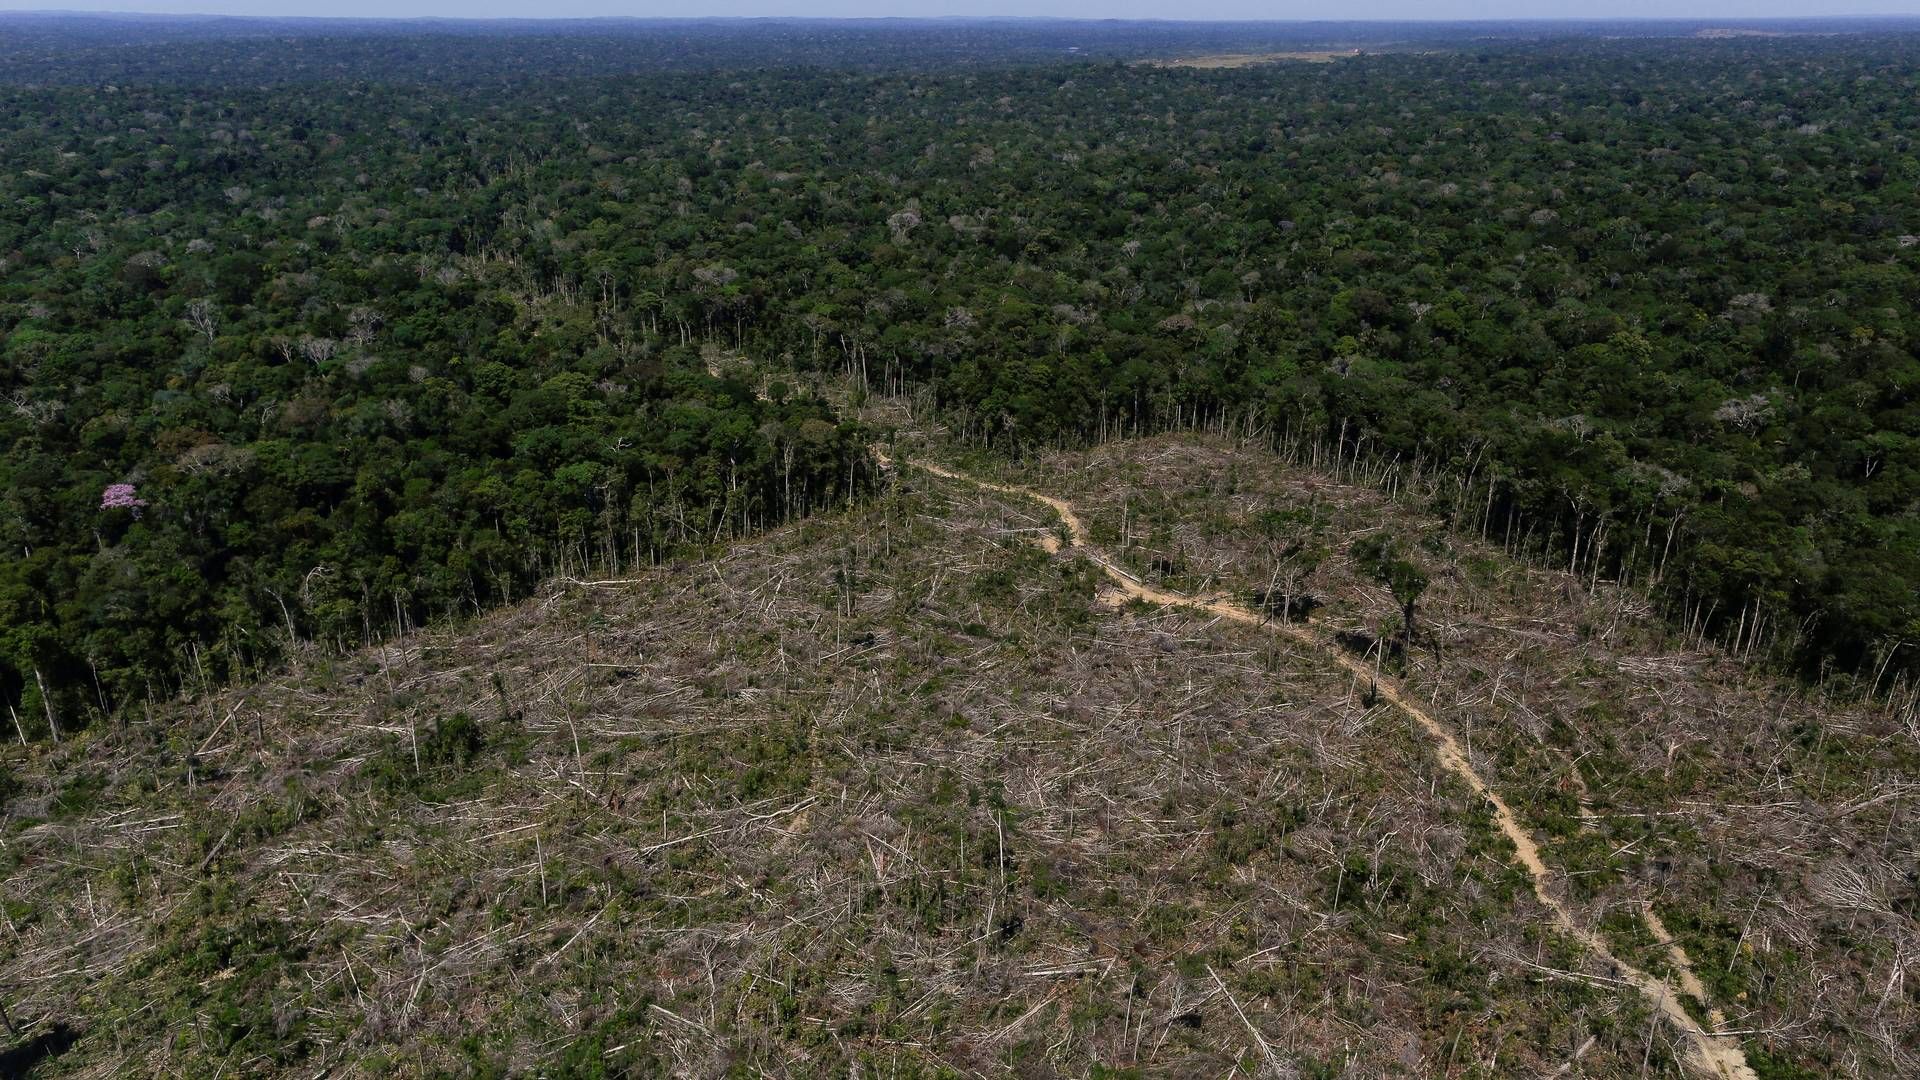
[0,1,1912,20]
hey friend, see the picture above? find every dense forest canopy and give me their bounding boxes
[3,17,1919,736]
[3,14,1918,84]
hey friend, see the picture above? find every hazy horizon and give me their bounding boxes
[3,3,1918,23]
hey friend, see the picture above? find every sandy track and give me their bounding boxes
[901,456,1756,1080]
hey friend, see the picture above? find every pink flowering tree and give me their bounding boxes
[100,483,148,517]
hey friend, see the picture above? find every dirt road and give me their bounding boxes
[900,455,1756,1080]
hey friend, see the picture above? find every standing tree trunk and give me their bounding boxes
[32,665,59,743]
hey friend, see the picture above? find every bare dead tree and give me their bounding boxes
[183,298,219,344]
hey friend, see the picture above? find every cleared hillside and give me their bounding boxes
[0,437,1910,1077]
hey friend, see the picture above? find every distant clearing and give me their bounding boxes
[1144,49,1360,68]
[1693,28,1794,39]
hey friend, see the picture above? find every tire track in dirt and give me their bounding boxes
[898,455,1756,1080]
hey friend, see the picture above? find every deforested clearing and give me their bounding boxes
[3,435,1909,1078]
[1142,50,1361,68]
